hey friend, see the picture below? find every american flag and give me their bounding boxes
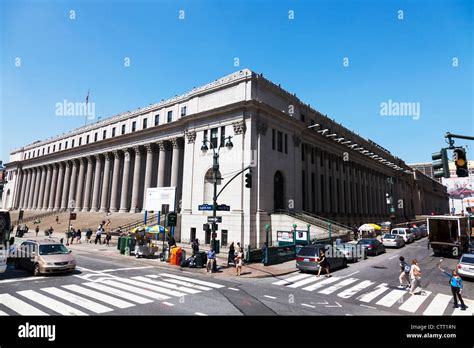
[86,89,90,106]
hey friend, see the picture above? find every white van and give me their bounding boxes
[391,228,414,243]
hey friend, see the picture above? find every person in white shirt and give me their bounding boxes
[409,259,422,295]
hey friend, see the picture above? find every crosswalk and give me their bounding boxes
[272,273,473,316]
[0,273,224,316]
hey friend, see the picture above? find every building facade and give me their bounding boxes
[3,69,449,247]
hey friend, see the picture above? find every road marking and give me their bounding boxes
[376,288,407,307]
[17,290,87,316]
[195,312,207,316]
[101,280,171,300]
[341,271,360,278]
[389,254,400,260]
[62,284,134,309]
[162,302,174,307]
[272,273,312,286]
[0,293,48,316]
[112,278,187,297]
[325,301,341,308]
[101,266,155,273]
[155,278,212,291]
[0,310,8,315]
[302,277,341,291]
[357,283,389,303]
[399,291,432,313]
[318,278,359,295]
[146,274,160,279]
[452,299,474,316]
[159,273,225,289]
[0,276,47,284]
[132,276,201,294]
[287,276,322,288]
[423,294,451,316]
[76,266,96,272]
[228,288,239,291]
[41,287,113,314]
[360,304,377,310]
[264,295,277,299]
[301,303,315,308]
[82,282,153,304]
[338,280,375,299]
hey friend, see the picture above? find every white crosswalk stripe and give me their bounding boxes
[16,290,87,316]
[159,273,225,289]
[153,277,212,291]
[113,278,187,297]
[302,277,341,291]
[99,279,171,300]
[318,278,359,295]
[357,283,389,303]
[272,273,312,286]
[82,282,154,304]
[287,276,323,289]
[41,287,113,314]
[338,280,375,299]
[0,293,48,316]
[376,288,407,307]
[452,299,474,316]
[62,284,135,309]
[0,310,8,316]
[423,293,452,315]
[399,291,432,313]
[132,276,201,294]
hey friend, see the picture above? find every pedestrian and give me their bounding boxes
[86,228,93,243]
[316,249,331,278]
[206,248,216,274]
[76,229,82,244]
[398,256,411,289]
[55,215,59,224]
[191,238,200,256]
[168,234,176,248]
[49,226,53,238]
[106,219,111,227]
[35,226,39,237]
[105,231,112,246]
[70,227,76,245]
[438,263,467,310]
[261,242,268,264]
[95,222,104,245]
[228,242,235,266]
[409,259,422,295]
[235,248,243,276]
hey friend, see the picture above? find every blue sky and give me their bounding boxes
[1,0,472,164]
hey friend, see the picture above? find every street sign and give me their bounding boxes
[166,212,177,227]
[69,213,77,220]
[207,216,222,223]
[216,204,230,211]
[198,204,213,211]
[390,207,395,214]
[199,204,230,211]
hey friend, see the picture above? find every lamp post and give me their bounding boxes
[201,135,233,253]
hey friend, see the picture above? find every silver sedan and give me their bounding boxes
[381,233,405,248]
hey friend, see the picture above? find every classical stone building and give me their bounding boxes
[3,69,449,247]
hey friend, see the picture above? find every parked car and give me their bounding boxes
[391,228,414,243]
[0,250,6,273]
[357,238,386,256]
[381,233,405,248]
[457,253,474,279]
[417,224,428,238]
[15,240,76,276]
[296,244,347,272]
[335,243,368,262]
[410,227,422,240]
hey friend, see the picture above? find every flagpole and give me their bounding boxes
[84,89,90,127]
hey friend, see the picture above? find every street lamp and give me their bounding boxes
[201,135,233,255]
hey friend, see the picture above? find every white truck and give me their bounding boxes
[427,215,471,257]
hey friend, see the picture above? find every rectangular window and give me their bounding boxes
[302,170,306,211]
[65,141,68,149]
[301,113,306,122]
[310,119,314,126]
[301,144,305,161]
[181,106,187,117]
[86,135,90,144]
[272,129,275,150]
[311,172,316,212]
[132,121,136,132]
[42,148,45,155]
[336,178,340,213]
[122,124,126,135]
[285,134,288,154]
[154,114,160,126]
[143,118,147,129]
[94,133,98,142]
[321,174,325,212]
[204,129,208,141]
[103,130,106,140]
[220,126,226,147]
[53,145,56,152]
[329,177,333,211]
[211,128,218,148]
[112,128,116,137]
[47,146,50,154]
[72,139,75,147]
[221,230,228,246]
[59,143,62,151]
[167,110,173,123]
[79,137,82,146]
[277,131,283,152]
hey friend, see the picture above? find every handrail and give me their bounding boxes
[13,210,61,226]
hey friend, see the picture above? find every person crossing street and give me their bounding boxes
[438,263,468,310]
[398,256,411,289]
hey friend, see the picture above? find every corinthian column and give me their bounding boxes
[74,158,86,212]
[48,164,58,211]
[142,144,154,210]
[99,153,112,213]
[33,167,44,210]
[42,165,53,210]
[54,163,64,211]
[20,169,31,209]
[119,149,132,213]
[68,160,79,210]
[27,168,37,209]
[60,162,71,210]
[170,137,182,188]
[157,141,168,187]
[82,156,94,212]
[110,151,122,212]
[129,146,142,213]
[91,154,103,212]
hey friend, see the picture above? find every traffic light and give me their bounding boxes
[453,148,469,177]
[245,171,252,188]
[432,148,450,178]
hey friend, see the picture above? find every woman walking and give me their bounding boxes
[235,248,243,276]
[76,229,82,244]
[316,249,331,277]
[409,259,422,295]
[438,263,467,310]
[105,231,112,247]
[228,242,235,266]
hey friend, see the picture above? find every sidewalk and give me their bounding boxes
[12,231,297,280]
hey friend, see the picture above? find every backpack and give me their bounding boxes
[402,262,410,273]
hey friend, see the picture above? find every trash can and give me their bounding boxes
[117,236,123,251]
[194,251,207,268]
[211,239,220,254]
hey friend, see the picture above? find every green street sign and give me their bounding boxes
[166,212,177,227]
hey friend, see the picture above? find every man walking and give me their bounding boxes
[438,263,467,310]
[95,221,104,245]
[206,248,216,274]
[398,256,411,289]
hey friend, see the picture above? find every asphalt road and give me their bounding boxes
[0,236,472,316]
